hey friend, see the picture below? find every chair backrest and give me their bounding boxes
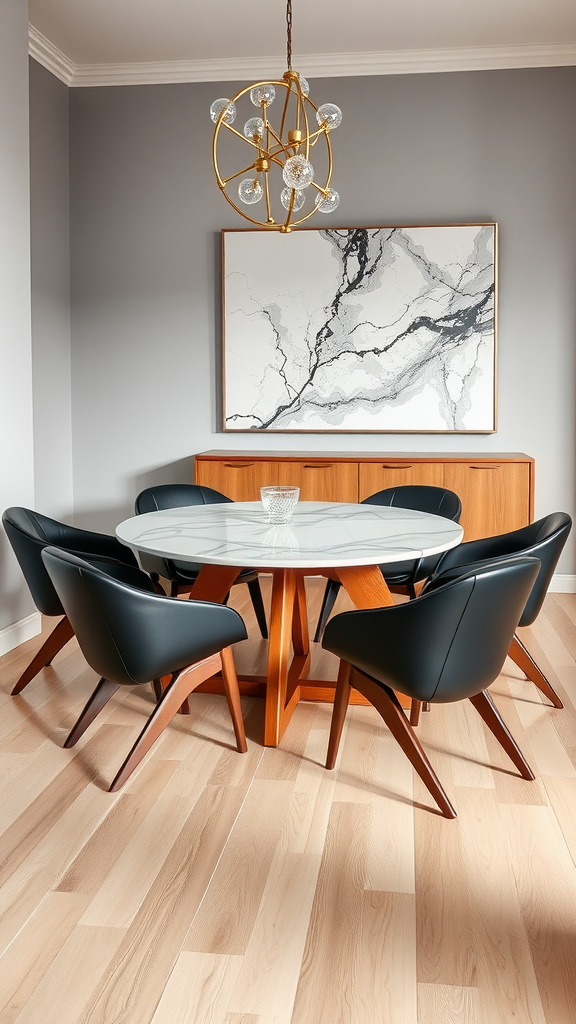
[362,484,462,523]
[432,512,572,626]
[41,547,247,686]
[323,556,540,704]
[360,485,462,584]
[3,507,74,615]
[135,484,232,514]
[134,485,234,579]
[2,506,137,617]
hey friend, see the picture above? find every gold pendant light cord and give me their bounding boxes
[286,0,292,71]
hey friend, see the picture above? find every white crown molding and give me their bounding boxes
[29,26,576,88]
[28,26,76,85]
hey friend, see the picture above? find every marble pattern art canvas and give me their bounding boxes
[222,224,497,432]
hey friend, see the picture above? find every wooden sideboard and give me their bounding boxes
[194,450,535,540]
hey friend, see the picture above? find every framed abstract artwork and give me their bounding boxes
[222,224,497,433]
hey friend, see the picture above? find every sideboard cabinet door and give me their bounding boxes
[443,462,531,540]
[278,461,358,502]
[195,459,279,501]
[358,462,444,501]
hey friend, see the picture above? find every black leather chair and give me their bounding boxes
[41,547,248,791]
[431,513,572,709]
[313,484,462,643]
[322,556,540,818]
[3,507,139,696]
[135,484,268,639]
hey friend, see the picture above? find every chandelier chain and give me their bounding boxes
[286,0,292,70]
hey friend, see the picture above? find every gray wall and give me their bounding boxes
[29,59,73,520]
[0,0,36,636]
[63,69,574,570]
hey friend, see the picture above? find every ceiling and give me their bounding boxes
[28,0,576,85]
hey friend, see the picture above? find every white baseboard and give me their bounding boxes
[0,612,41,657]
[549,574,576,593]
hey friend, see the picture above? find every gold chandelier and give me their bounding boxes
[210,0,342,233]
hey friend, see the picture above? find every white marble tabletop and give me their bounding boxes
[116,501,463,570]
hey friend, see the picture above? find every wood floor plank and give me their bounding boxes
[542,775,576,867]
[333,705,382,804]
[150,952,243,1024]
[79,790,201,928]
[255,703,318,782]
[503,803,576,1024]
[459,790,547,1024]
[417,983,481,1023]
[0,741,86,835]
[11,925,126,1024]
[506,677,576,777]
[74,784,249,1024]
[0,891,90,1024]
[0,756,96,886]
[448,700,495,790]
[290,801,369,1024]
[414,793,476,987]
[55,759,179,895]
[184,779,296,955]
[0,781,116,955]
[226,762,337,1021]
[223,1015,261,1024]
[354,891,417,1024]
[529,598,576,665]
[356,722,416,894]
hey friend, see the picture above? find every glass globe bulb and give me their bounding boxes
[238,178,263,205]
[283,155,314,190]
[210,98,236,125]
[315,188,340,214]
[250,84,276,107]
[244,117,264,140]
[298,75,310,96]
[281,187,305,212]
[316,103,342,130]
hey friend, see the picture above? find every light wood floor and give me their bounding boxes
[1,578,576,1024]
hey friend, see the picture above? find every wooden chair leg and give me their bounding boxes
[220,646,248,753]
[108,651,245,792]
[349,668,457,818]
[64,677,121,747]
[247,577,268,639]
[508,634,564,709]
[155,672,190,714]
[410,699,422,726]
[326,661,352,770]
[469,690,535,781]
[11,616,74,695]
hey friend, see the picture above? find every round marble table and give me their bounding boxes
[117,502,463,745]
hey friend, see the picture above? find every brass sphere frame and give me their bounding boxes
[212,73,334,233]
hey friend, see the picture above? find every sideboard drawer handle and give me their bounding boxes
[304,464,334,469]
[382,464,412,469]
[224,462,254,468]
[469,464,502,469]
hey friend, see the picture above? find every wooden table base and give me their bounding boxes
[188,562,400,746]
